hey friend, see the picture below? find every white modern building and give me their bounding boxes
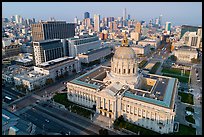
[138,38,160,49]
[174,46,198,62]
[131,44,151,56]
[182,29,202,49]
[67,35,102,57]
[78,47,112,64]
[67,37,178,134]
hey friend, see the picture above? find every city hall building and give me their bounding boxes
[67,37,178,134]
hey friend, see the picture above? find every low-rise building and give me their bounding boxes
[2,44,21,58]
[174,46,198,62]
[34,56,81,81]
[2,65,33,84]
[13,70,48,91]
[67,34,102,57]
[78,47,112,64]
[2,109,36,135]
[138,38,160,49]
[131,44,151,56]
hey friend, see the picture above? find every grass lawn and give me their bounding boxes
[113,116,159,135]
[161,68,190,77]
[178,92,194,105]
[162,73,189,83]
[186,106,194,113]
[185,115,195,124]
[53,93,94,119]
[138,60,148,69]
[149,62,161,74]
[172,124,196,135]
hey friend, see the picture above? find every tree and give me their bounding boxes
[191,58,200,64]
[45,78,54,85]
[99,128,108,135]
[170,55,177,62]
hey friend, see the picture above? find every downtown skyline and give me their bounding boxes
[2,2,202,26]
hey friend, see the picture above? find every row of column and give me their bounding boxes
[122,103,173,124]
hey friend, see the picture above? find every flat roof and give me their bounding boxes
[70,66,110,90]
[37,39,61,44]
[82,47,110,55]
[124,74,176,108]
[38,56,75,68]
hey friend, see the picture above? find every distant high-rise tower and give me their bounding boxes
[135,22,142,34]
[84,12,90,19]
[165,22,171,31]
[159,14,162,27]
[123,8,127,26]
[127,14,130,20]
[94,14,100,32]
[74,16,78,24]
[15,15,22,24]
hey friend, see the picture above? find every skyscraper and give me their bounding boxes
[123,8,127,20]
[84,12,90,19]
[165,22,171,31]
[159,14,162,27]
[135,22,142,34]
[31,21,75,42]
[15,15,22,24]
[94,14,100,32]
[123,8,127,26]
[127,14,130,20]
[74,16,78,24]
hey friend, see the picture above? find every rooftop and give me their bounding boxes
[69,66,177,108]
[38,56,76,69]
[34,39,61,44]
[80,47,110,55]
[15,70,47,82]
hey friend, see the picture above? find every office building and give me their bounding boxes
[67,34,101,57]
[94,14,100,32]
[2,44,21,58]
[182,30,202,49]
[15,15,22,24]
[31,21,75,42]
[174,46,198,62]
[123,8,127,26]
[78,47,112,63]
[180,25,201,38]
[84,12,90,19]
[34,56,81,81]
[67,37,178,134]
[130,31,141,41]
[135,22,142,34]
[131,44,151,56]
[165,22,171,34]
[33,39,64,66]
[159,15,162,27]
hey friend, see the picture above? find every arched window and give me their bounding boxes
[119,69,120,73]
[133,68,135,74]
[115,68,117,72]
[128,69,130,74]
[124,69,126,74]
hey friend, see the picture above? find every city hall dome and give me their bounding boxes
[110,35,138,77]
[114,46,136,59]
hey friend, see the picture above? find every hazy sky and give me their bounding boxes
[2,2,202,26]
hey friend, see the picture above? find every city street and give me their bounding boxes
[19,106,87,135]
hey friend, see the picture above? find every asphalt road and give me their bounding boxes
[19,107,83,135]
[37,101,121,135]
